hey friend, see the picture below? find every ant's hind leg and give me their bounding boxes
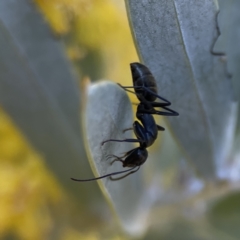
[155,106,179,116]
[137,107,179,116]
[118,83,171,106]
[151,101,171,107]
[142,86,171,105]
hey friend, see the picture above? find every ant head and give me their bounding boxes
[123,147,148,167]
[135,147,148,166]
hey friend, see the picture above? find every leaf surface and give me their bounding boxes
[84,81,150,236]
[126,0,237,179]
[215,0,240,179]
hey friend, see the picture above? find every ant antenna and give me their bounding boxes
[71,166,138,182]
[110,166,140,180]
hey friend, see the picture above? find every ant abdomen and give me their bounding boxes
[130,62,152,80]
[130,62,158,102]
[137,76,157,102]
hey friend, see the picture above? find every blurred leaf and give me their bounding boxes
[215,0,240,119]
[215,0,240,176]
[83,81,150,236]
[0,0,95,200]
[34,0,79,35]
[125,0,237,179]
[148,128,204,203]
[144,213,239,240]
[208,191,240,239]
[67,0,139,83]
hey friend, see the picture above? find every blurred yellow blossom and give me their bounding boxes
[0,108,63,239]
[35,0,138,85]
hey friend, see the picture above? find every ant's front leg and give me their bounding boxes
[132,121,146,142]
[101,138,142,146]
[157,125,165,131]
[137,107,179,116]
[141,86,171,105]
[122,127,133,133]
[154,106,179,116]
[106,154,125,165]
[137,95,170,109]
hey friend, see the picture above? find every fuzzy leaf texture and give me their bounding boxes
[84,81,151,236]
[125,0,237,179]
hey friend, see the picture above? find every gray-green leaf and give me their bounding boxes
[84,81,150,236]
[125,0,237,179]
[0,0,92,198]
[215,0,240,174]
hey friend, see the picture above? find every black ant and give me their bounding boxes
[71,63,178,182]
[118,62,179,117]
[71,103,163,182]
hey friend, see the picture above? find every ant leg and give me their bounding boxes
[117,83,142,89]
[155,106,179,116]
[106,148,138,160]
[157,125,165,131]
[150,102,179,115]
[110,166,140,181]
[121,88,136,95]
[106,155,123,165]
[141,86,171,105]
[117,83,140,95]
[137,107,179,116]
[111,159,123,165]
[107,155,124,165]
[151,101,172,107]
[106,154,118,160]
[120,147,139,158]
[136,96,170,111]
[101,138,142,146]
[71,166,138,182]
[118,83,171,107]
[122,127,133,133]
